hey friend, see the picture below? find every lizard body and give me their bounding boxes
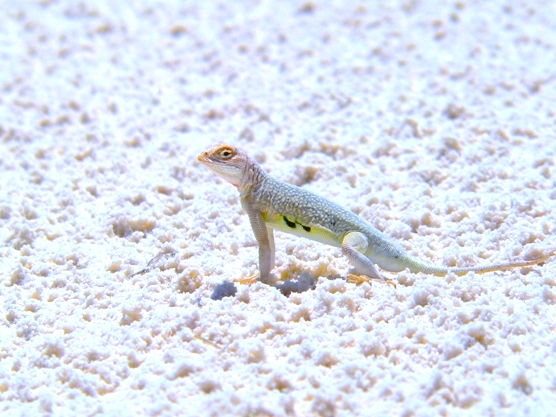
[198,144,550,284]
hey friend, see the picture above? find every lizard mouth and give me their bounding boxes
[197,152,210,164]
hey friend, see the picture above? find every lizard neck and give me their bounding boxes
[238,158,268,198]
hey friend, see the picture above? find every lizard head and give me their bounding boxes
[197,144,251,187]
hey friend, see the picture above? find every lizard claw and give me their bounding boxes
[238,274,259,285]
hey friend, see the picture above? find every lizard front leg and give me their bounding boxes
[342,231,393,285]
[241,201,275,284]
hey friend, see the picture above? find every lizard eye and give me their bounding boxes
[219,148,234,159]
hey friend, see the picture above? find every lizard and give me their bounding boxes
[197,144,552,285]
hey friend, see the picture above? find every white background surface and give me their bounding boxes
[1,1,555,416]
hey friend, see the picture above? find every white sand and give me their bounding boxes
[1,1,555,416]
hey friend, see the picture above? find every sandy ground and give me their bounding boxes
[1,0,556,416]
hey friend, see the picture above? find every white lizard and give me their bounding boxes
[198,144,551,284]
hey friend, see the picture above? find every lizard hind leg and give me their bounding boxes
[342,231,387,283]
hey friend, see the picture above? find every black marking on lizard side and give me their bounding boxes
[283,215,311,232]
[283,216,296,229]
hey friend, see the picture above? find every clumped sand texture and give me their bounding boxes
[1,1,555,416]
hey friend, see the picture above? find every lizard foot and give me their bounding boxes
[238,274,259,285]
[347,274,397,288]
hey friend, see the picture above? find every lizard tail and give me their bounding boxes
[404,252,553,277]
